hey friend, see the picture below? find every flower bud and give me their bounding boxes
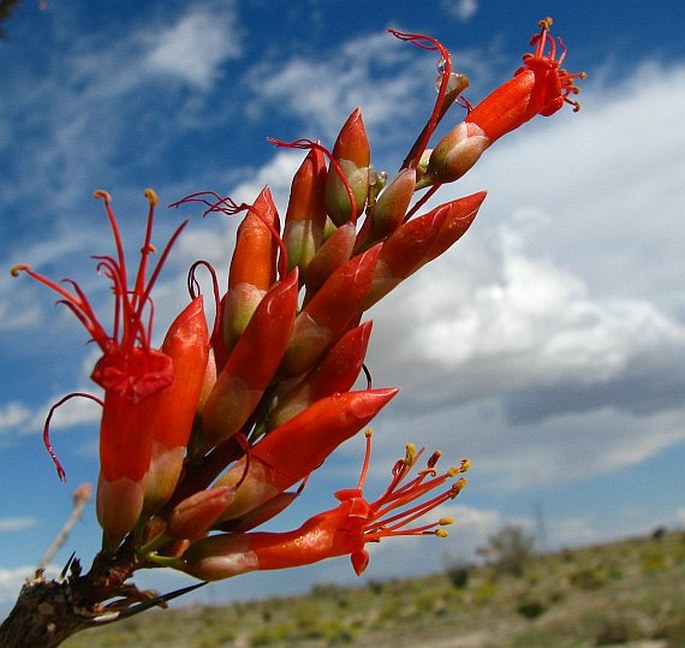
[223,187,280,349]
[281,245,380,377]
[283,148,328,276]
[201,271,298,447]
[324,108,371,225]
[168,486,235,540]
[367,167,416,242]
[303,222,356,297]
[418,121,489,188]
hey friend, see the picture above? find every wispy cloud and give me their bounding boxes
[442,0,479,22]
[0,518,39,532]
[0,1,242,217]
[244,31,437,145]
[144,3,242,90]
[0,403,31,434]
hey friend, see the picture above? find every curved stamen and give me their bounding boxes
[173,191,287,281]
[267,137,359,226]
[187,259,222,348]
[43,392,104,481]
[11,265,111,350]
[169,190,228,216]
[388,29,469,171]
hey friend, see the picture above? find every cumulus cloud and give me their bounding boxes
[335,60,685,498]
[144,4,242,89]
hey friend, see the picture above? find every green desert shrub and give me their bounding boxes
[477,525,537,578]
[516,598,547,620]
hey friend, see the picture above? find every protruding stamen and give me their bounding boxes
[172,190,287,280]
[389,28,469,170]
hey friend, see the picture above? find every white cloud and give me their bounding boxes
[27,393,102,436]
[245,31,439,145]
[0,403,31,434]
[0,518,39,532]
[144,4,242,90]
[341,59,685,494]
[443,0,479,22]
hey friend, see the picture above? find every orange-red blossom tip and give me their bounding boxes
[455,17,584,150]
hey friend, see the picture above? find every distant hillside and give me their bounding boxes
[64,529,685,647]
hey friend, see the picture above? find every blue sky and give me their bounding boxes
[1,0,685,612]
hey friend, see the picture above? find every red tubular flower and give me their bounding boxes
[214,387,398,522]
[12,190,194,550]
[180,432,469,580]
[222,187,281,352]
[12,190,186,401]
[201,270,299,449]
[324,108,371,225]
[467,17,585,142]
[283,148,328,278]
[143,295,210,512]
[420,17,584,187]
[280,244,381,377]
[363,191,486,309]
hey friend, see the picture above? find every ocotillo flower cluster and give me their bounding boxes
[12,19,582,582]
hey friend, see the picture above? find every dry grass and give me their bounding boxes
[63,529,685,648]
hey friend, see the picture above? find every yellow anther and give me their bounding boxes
[460,458,471,473]
[364,428,373,439]
[438,517,453,526]
[93,189,112,202]
[454,477,468,494]
[144,188,159,207]
[404,443,417,465]
[10,264,30,277]
[436,529,449,538]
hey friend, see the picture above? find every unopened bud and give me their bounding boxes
[418,121,490,188]
[324,109,371,225]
